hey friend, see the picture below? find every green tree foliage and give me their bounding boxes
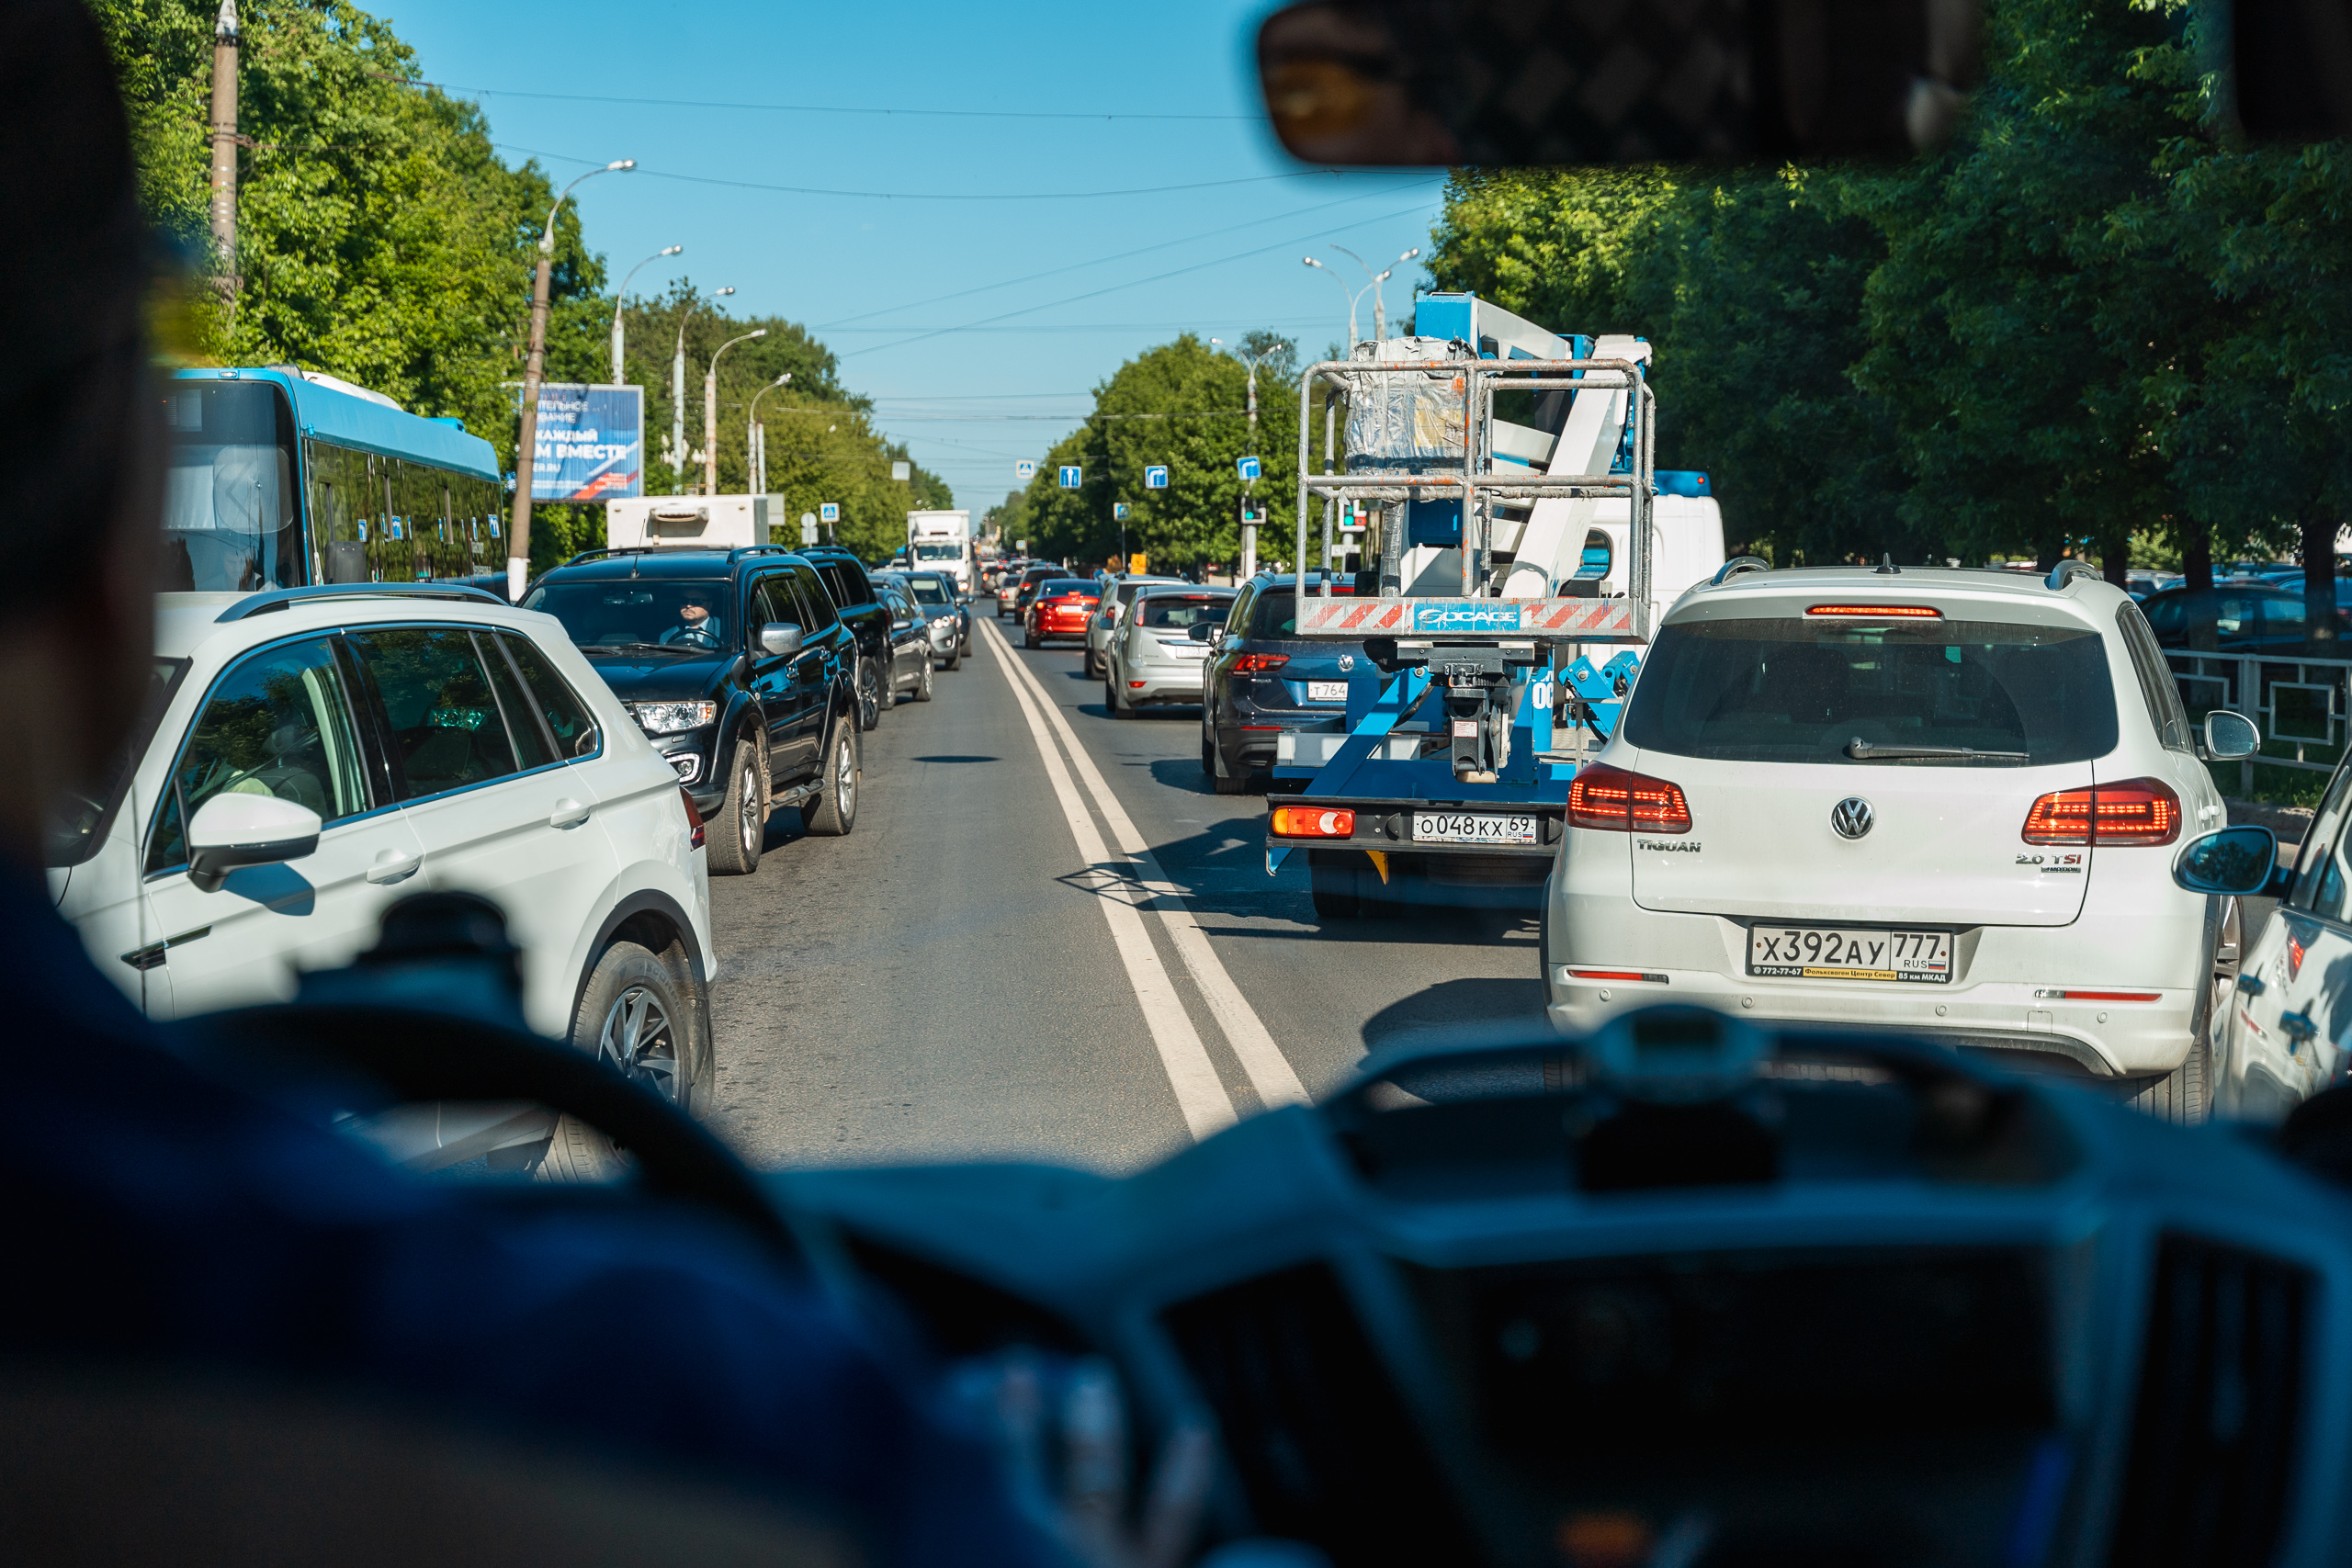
[1013,334,1322,571]
[92,0,947,573]
[1420,0,2352,596]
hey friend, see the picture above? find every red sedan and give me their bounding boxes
[1023,578,1100,649]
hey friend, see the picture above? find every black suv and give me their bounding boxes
[523,547,861,875]
[798,546,893,731]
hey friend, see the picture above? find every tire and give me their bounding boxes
[704,734,764,876]
[1023,621,1040,649]
[539,942,690,1183]
[1107,676,1134,718]
[912,656,934,703]
[804,713,859,836]
[2133,910,2232,1124]
[856,656,884,731]
[1310,853,1363,919]
[944,645,962,671]
[1085,648,1102,678]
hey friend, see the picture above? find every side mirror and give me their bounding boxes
[2173,826,2291,898]
[187,792,322,894]
[2204,709,2261,761]
[759,621,804,658]
[1188,622,1216,643]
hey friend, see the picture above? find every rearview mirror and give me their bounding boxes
[2204,709,2261,761]
[2172,826,2289,898]
[187,792,322,894]
[1256,0,1984,167]
[758,621,803,657]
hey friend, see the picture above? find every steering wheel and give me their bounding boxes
[172,1000,800,1266]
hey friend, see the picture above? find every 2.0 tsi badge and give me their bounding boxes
[1831,796,1875,840]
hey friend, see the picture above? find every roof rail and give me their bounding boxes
[728,545,794,562]
[1711,556,1770,586]
[2047,559,2101,591]
[216,583,507,624]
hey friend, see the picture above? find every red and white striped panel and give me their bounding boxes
[1293,597,1636,638]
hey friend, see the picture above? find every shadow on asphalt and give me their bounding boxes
[1146,758,1220,795]
[1360,976,1552,1054]
[910,754,1001,764]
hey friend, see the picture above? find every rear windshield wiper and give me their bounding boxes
[1848,738,2030,761]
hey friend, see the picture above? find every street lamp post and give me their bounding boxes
[670,285,734,490]
[509,158,632,604]
[1328,244,1421,342]
[1303,255,1376,351]
[705,329,768,495]
[1212,336,1282,579]
[610,244,683,387]
[747,373,791,495]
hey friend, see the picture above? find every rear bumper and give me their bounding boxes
[1121,660,1210,702]
[1544,883,2208,1077]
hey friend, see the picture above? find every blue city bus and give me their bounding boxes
[163,367,503,592]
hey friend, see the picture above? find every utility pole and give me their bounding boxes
[704,329,767,495]
[207,2,239,294]
[509,159,633,603]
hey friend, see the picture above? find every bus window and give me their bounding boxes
[305,441,370,584]
[164,380,301,592]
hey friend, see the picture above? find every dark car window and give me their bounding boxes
[817,562,871,610]
[1622,617,2120,768]
[1137,593,1234,629]
[498,633,599,759]
[748,575,793,636]
[1039,579,1098,597]
[146,637,372,874]
[525,578,731,651]
[2114,602,2193,752]
[906,575,952,605]
[786,564,838,632]
[51,655,187,868]
[346,626,524,799]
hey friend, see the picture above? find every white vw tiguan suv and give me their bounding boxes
[1544,563,2257,1118]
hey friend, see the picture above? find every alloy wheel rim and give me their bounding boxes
[597,982,678,1100]
[836,737,856,816]
[740,756,759,854]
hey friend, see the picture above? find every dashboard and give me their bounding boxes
[769,1021,2352,1568]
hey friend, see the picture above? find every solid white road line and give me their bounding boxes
[979,617,1310,1110]
[980,622,1238,1140]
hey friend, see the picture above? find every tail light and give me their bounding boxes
[2021,777,2181,845]
[1233,653,1290,673]
[1271,806,1355,838]
[679,786,706,851]
[1567,763,1692,834]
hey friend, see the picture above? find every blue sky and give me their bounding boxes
[379,0,1448,511]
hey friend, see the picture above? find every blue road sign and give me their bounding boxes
[1059,465,1082,489]
[1114,502,1131,521]
[1144,464,1170,490]
[1237,456,1261,482]
[1015,459,1036,481]
[820,502,841,524]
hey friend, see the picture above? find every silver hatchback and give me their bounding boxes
[1085,574,1182,677]
[1104,583,1234,716]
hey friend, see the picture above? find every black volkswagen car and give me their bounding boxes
[1198,570,1363,795]
[522,546,861,875]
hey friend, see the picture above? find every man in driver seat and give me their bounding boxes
[661,586,722,648]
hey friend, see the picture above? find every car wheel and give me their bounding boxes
[2133,914,2232,1124]
[704,734,764,876]
[1084,649,1100,678]
[539,942,689,1183]
[1211,731,1248,795]
[1309,859,1359,919]
[804,713,859,836]
[857,657,884,731]
[1107,676,1134,717]
[913,655,934,703]
[944,644,962,671]
[1023,620,1040,649]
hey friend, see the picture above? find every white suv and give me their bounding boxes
[1544,564,2256,1118]
[48,585,716,1169]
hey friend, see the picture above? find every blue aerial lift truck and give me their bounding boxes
[1262,292,1724,918]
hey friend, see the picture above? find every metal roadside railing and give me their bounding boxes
[2166,649,2352,791]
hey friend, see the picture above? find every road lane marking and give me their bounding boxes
[982,623,1238,1139]
[978,618,1309,1110]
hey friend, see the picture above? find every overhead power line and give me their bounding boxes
[409,77,1261,123]
[497,142,1354,202]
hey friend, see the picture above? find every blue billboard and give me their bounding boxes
[530,384,643,502]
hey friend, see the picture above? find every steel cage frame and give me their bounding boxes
[1291,356,1656,633]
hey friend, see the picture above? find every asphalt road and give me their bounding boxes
[704,607,1548,1173]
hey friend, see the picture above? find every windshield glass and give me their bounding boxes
[913,542,960,560]
[1623,618,2119,766]
[1136,592,1232,629]
[47,657,187,867]
[524,579,733,652]
[905,577,951,604]
[162,380,301,592]
[1244,585,1351,639]
[1039,580,1096,597]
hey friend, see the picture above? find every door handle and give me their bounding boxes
[366,848,421,885]
[549,797,593,829]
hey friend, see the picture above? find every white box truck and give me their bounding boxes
[606,495,781,552]
[906,509,972,592]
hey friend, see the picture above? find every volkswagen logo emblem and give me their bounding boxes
[1338,653,1356,672]
[1831,797,1875,840]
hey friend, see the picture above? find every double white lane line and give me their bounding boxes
[976,615,1307,1139]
